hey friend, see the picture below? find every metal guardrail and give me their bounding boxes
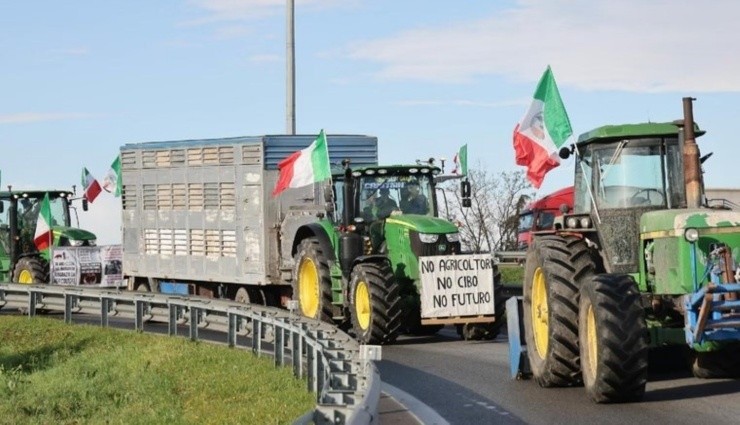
[493,251,526,264]
[0,283,381,425]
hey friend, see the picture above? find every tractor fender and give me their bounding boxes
[292,223,336,262]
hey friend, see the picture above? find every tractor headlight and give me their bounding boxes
[68,239,85,247]
[580,217,591,228]
[684,228,699,243]
[446,232,460,243]
[566,217,579,228]
[418,233,440,243]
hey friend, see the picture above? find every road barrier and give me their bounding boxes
[0,283,381,425]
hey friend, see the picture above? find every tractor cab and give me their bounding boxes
[560,122,704,274]
[0,190,96,283]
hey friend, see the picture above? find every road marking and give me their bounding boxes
[382,383,450,425]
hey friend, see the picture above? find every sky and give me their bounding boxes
[2,0,740,245]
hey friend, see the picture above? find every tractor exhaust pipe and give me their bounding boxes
[682,97,702,209]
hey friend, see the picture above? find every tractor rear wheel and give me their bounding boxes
[691,342,740,379]
[522,235,597,387]
[12,257,49,284]
[293,238,334,323]
[349,262,402,344]
[579,274,648,403]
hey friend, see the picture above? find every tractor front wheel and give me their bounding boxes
[523,236,595,387]
[349,262,402,344]
[579,274,648,403]
[293,238,334,323]
[13,257,49,284]
[691,343,740,379]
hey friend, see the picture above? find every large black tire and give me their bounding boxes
[293,238,334,323]
[691,342,740,379]
[522,235,597,387]
[12,256,49,283]
[349,262,403,344]
[579,274,648,403]
[458,266,506,340]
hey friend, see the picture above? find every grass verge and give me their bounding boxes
[0,316,314,425]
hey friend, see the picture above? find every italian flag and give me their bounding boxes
[102,155,122,197]
[272,130,331,196]
[34,192,53,253]
[81,167,102,203]
[513,66,572,189]
[452,144,468,176]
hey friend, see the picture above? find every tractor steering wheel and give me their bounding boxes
[630,188,665,206]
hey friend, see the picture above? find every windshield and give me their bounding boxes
[18,195,70,229]
[518,212,534,232]
[575,138,685,210]
[358,173,435,219]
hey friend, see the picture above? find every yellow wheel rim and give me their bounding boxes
[298,258,319,318]
[355,280,371,330]
[18,270,34,284]
[531,267,549,359]
[585,304,598,378]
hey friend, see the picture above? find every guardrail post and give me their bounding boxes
[228,312,238,347]
[64,293,74,324]
[28,291,38,317]
[168,304,178,336]
[307,339,316,394]
[252,314,262,356]
[100,297,110,327]
[292,327,303,378]
[189,307,199,341]
[275,324,284,367]
[135,299,145,331]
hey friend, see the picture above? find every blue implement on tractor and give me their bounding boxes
[505,296,531,379]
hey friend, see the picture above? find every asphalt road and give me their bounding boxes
[378,327,740,425]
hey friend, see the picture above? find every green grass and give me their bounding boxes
[500,264,524,287]
[0,316,314,425]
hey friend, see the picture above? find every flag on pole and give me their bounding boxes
[34,192,53,253]
[272,130,331,196]
[513,66,572,189]
[452,144,468,176]
[81,167,102,203]
[102,155,122,197]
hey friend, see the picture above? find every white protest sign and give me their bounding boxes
[419,254,496,319]
[50,245,124,287]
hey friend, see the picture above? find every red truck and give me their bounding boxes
[517,186,573,250]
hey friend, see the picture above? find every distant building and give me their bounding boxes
[706,188,740,210]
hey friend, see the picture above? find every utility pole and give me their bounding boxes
[286,0,296,135]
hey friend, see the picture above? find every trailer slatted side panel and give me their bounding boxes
[120,134,378,288]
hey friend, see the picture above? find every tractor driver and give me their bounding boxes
[401,181,428,215]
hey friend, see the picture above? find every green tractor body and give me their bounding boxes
[0,190,96,283]
[293,163,503,344]
[508,98,740,403]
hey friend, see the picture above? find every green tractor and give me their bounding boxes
[292,162,504,344]
[508,97,740,402]
[0,189,97,283]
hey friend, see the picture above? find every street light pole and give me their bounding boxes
[286,0,296,135]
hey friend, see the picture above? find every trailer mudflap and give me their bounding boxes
[506,296,531,379]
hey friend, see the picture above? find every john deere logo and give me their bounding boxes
[438,244,447,252]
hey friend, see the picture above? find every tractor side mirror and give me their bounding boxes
[559,146,572,160]
[82,198,89,211]
[461,180,471,208]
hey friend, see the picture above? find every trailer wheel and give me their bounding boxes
[691,343,740,379]
[579,274,648,403]
[522,235,597,387]
[233,287,251,304]
[293,238,333,323]
[349,262,402,344]
[12,257,49,284]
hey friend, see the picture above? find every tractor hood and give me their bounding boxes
[53,226,97,241]
[640,209,740,235]
[385,214,458,234]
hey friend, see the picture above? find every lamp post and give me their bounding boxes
[286,0,296,135]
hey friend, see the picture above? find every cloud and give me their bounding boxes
[345,0,740,92]
[186,0,353,24]
[0,112,94,125]
[397,98,529,108]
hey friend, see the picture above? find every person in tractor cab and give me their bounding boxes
[375,188,398,219]
[401,181,428,214]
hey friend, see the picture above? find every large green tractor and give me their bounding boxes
[508,97,740,402]
[0,190,97,283]
[292,162,504,344]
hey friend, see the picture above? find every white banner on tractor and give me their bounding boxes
[419,254,496,320]
[50,245,123,287]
